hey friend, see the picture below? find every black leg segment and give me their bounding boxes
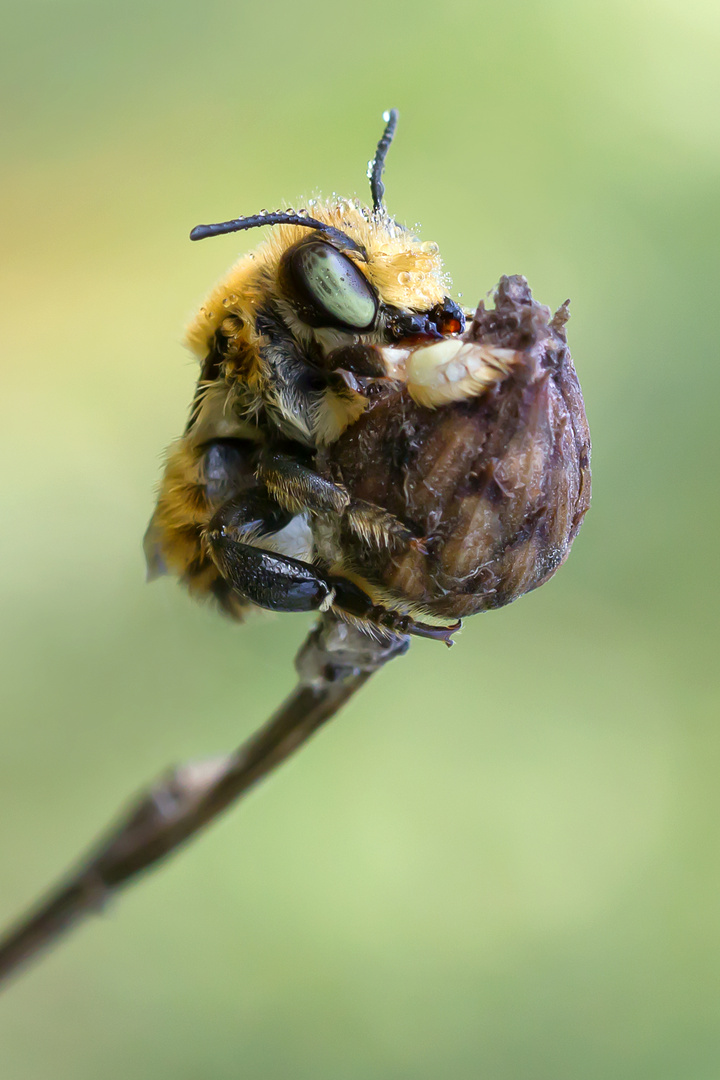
[209,534,333,613]
[206,492,333,613]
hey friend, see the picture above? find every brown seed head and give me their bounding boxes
[319,276,591,620]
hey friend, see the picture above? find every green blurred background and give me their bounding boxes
[1,0,719,1076]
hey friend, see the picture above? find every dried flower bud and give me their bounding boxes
[319,276,591,620]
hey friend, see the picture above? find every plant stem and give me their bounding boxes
[0,616,408,989]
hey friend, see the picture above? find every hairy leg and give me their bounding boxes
[205,493,457,642]
[256,450,426,552]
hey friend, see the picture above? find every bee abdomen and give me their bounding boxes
[144,438,263,618]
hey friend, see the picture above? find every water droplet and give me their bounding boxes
[222,293,239,308]
[420,241,439,255]
[382,110,391,123]
[398,272,412,285]
[366,159,374,180]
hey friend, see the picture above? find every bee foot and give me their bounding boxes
[374,608,461,646]
[408,535,430,556]
[406,618,462,646]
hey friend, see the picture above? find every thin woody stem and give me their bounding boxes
[0,616,408,989]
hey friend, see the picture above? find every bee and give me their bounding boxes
[145,111,588,642]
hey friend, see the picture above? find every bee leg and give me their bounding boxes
[343,501,427,553]
[205,492,443,634]
[252,456,455,640]
[257,451,423,551]
[205,494,336,613]
[256,451,351,515]
[326,578,462,646]
[376,614,462,646]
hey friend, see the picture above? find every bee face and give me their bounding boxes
[146,111,588,645]
[186,199,461,385]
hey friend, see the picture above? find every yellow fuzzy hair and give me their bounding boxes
[184,199,448,361]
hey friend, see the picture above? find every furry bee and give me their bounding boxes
[145,111,527,642]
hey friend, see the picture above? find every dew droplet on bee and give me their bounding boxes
[420,241,439,255]
[398,271,412,285]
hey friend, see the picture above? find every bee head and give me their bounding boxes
[185,111,466,443]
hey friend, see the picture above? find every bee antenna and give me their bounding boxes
[189,211,362,253]
[369,108,399,214]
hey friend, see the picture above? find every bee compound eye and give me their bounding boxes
[282,241,378,331]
